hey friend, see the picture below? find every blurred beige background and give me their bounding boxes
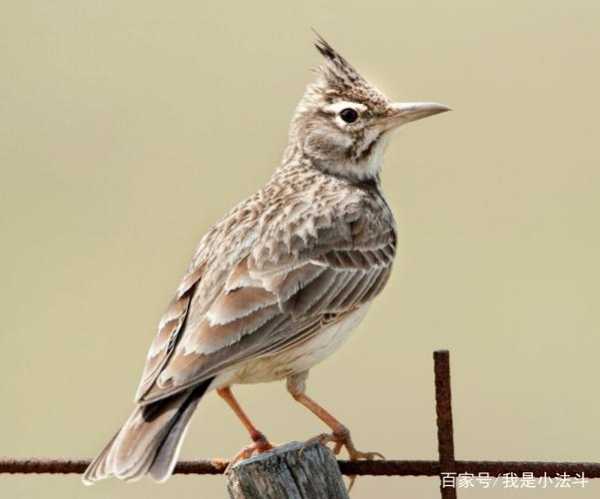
[1,1,599,498]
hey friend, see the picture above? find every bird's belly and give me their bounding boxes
[229,304,371,385]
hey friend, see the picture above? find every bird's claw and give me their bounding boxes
[302,432,334,449]
[347,449,385,460]
[224,435,274,472]
[304,426,385,491]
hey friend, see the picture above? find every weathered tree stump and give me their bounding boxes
[226,441,349,499]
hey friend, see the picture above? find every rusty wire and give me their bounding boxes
[3,457,600,479]
[2,350,600,498]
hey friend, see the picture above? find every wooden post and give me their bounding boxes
[226,441,349,499]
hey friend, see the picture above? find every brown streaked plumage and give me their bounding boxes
[83,34,449,485]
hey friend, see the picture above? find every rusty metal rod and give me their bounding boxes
[434,350,457,498]
[2,458,600,478]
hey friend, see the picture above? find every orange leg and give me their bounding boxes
[217,387,273,465]
[286,372,384,489]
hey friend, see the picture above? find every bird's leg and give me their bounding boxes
[286,373,383,459]
[287,372,384,488]
[217,387,273,467]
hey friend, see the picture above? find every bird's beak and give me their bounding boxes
[383,102,451,130]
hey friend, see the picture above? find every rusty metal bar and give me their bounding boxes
[339,459,600,478]
[0,458,227,475]
[3,457,600,478]
[451,461,600,478]
[434,350,457,498]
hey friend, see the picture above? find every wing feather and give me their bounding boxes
[288,268,339,317]
[206,287,277,326]
[327,271,367,309]
[135,265,203,401]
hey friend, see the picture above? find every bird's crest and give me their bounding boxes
[313,32,388,109]
[314,33,366,89]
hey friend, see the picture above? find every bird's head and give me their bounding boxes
[287,34,449,182]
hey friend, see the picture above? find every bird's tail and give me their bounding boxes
[82,379,213,485]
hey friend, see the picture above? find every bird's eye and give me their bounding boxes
[339,108,359,124]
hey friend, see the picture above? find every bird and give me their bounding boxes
[83,34,449,485]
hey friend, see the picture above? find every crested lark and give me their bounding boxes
[83,35,449,484]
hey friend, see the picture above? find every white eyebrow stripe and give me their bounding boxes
[323,101,368,114]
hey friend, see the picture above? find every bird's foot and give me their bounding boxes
[305,426,385,490]
[225,431,274,472]
[306,426,385,459]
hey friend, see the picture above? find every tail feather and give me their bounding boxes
[149,392,199,481]
[83,379,213,485]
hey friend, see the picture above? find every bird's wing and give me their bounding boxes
[134,263,205,402]
[135,185,396,404]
